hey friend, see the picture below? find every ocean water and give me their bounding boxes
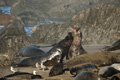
[0,6,34,36]
[24,25,34,36]
[0,6,58,36]
[0,6,11,14]
[0,26,4,30]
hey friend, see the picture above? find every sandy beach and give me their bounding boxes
[0,44,120,80]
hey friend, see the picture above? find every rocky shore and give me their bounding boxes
[10,0,120,25]
[0,2,120,66]
[0,17,29,66]
[30,4,120,45]
[0,0,120,80]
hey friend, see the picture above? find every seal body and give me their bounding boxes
[98,66,119,78]
[66,52,120,70]
[110,73,120,80]
[75,71,100,80]
[16,32,73,67]
[49,63,64,77]
[70,64,98,76]
[111,63,120,71]
[68,25,87,59]
[16,48,62,67]
[104,40,120,51]
[17,45,45,57]
[56,32,73,62]
[0,72,42,80]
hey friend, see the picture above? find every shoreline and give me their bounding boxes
[0,44,120,79]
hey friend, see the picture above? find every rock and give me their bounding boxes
[0,18,29,66]
[0,0,19,6]
[0,0,7,6]
[11,0,120,25]
[30,4,120,44]
[30,23,72,44]
[0,9,2,15]
[0,14,15,26]
[17,12,38,25]
[71,4,120,44]
[5,0,20,6]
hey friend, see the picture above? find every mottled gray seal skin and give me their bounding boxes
[98,66,119,78]
[103,40,120,51]
[17,45,45,57]
[15,32,73,67]
[70,64,99,76]
[68,25,87,59]
[16,48,62,67]
[75,71,100,80]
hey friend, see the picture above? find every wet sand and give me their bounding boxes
[0,44,120,80]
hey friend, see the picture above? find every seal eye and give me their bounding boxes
[56,48,62,55]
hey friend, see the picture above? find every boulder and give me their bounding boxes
[0,14,15,26]
[0,0,6,6]
[0,18,29,66]
[0,0,19,6]
[5,0,20,6]
[71,4,120,44]
[11,0,120,25]
[30,4,120,44]
[0,9,2,15]
[30,23,72,44]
